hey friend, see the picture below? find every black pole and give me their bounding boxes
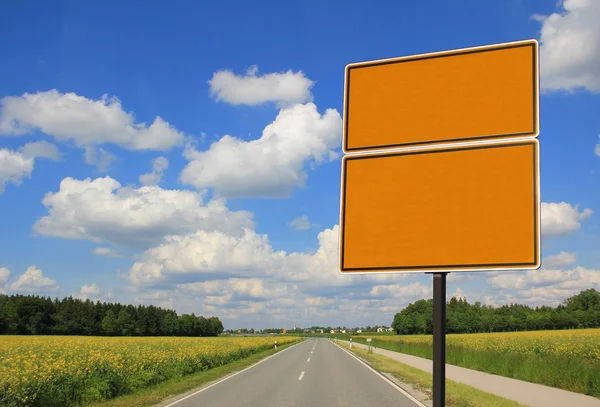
[433,272,447,407]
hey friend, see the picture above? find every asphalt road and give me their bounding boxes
[166,338,423,407]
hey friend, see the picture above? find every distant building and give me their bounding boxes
[377,327,384,333]
[387,327,394,332]
[356,329,362,333]
[330,329,335,334]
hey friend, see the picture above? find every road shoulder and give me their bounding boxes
[330,340,429,407]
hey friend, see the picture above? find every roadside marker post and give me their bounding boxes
[339,39,541,407]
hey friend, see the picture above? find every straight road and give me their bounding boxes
[166,338,423,407]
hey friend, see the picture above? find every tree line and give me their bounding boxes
[0,294,224,337]
[392,288,600,335]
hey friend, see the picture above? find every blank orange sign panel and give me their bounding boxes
[339,140,540,272]
[344,40,538,152]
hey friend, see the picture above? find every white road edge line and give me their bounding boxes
[163,340,306,407]
[298,371,305,380]
[329,340,427,407]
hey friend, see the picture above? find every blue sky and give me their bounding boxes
[0,0,599,329]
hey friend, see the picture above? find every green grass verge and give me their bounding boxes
[86,340,300,407]
[337,341,526,407]
[351,338,600,398]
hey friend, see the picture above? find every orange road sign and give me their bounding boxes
[343,40,539,153]
[338,139,540,273]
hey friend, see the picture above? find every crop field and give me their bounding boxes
[0,335,298,407]
[352,329,600,397]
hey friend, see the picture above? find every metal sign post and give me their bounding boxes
[432,272,448,407]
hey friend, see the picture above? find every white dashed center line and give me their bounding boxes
[307,358,310,362]
[298,371,305,381]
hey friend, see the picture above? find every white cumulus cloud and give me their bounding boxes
[208,65,314,107]
[180,103,342,198]
[558,267,600,291]
[73,283,105,302]
[80,283,100,296]
[34,176,254,249]
[484,266,600,308]
[288,215,318,230]
[134,290,175,310]
[369,282,432,300]
[178,278,288,300]
[451,287,467,300]
[92,247,122,258]
[129,228,285,285]
[0,267,10,285]
[542,251,577,269]
[535,0,600,92]
[9,266,58,294]
[0,90,185,150]
[139,156,169,186]
[128,221,405,299]
[84,146,116,172]
[0,149,34,194]
[304,297,336,307]
[19,141,62,161]
[541,202,592,236]
[489,269,565,290]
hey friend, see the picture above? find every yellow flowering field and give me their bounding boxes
[0,335,297,407]
[356,328,600,361]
